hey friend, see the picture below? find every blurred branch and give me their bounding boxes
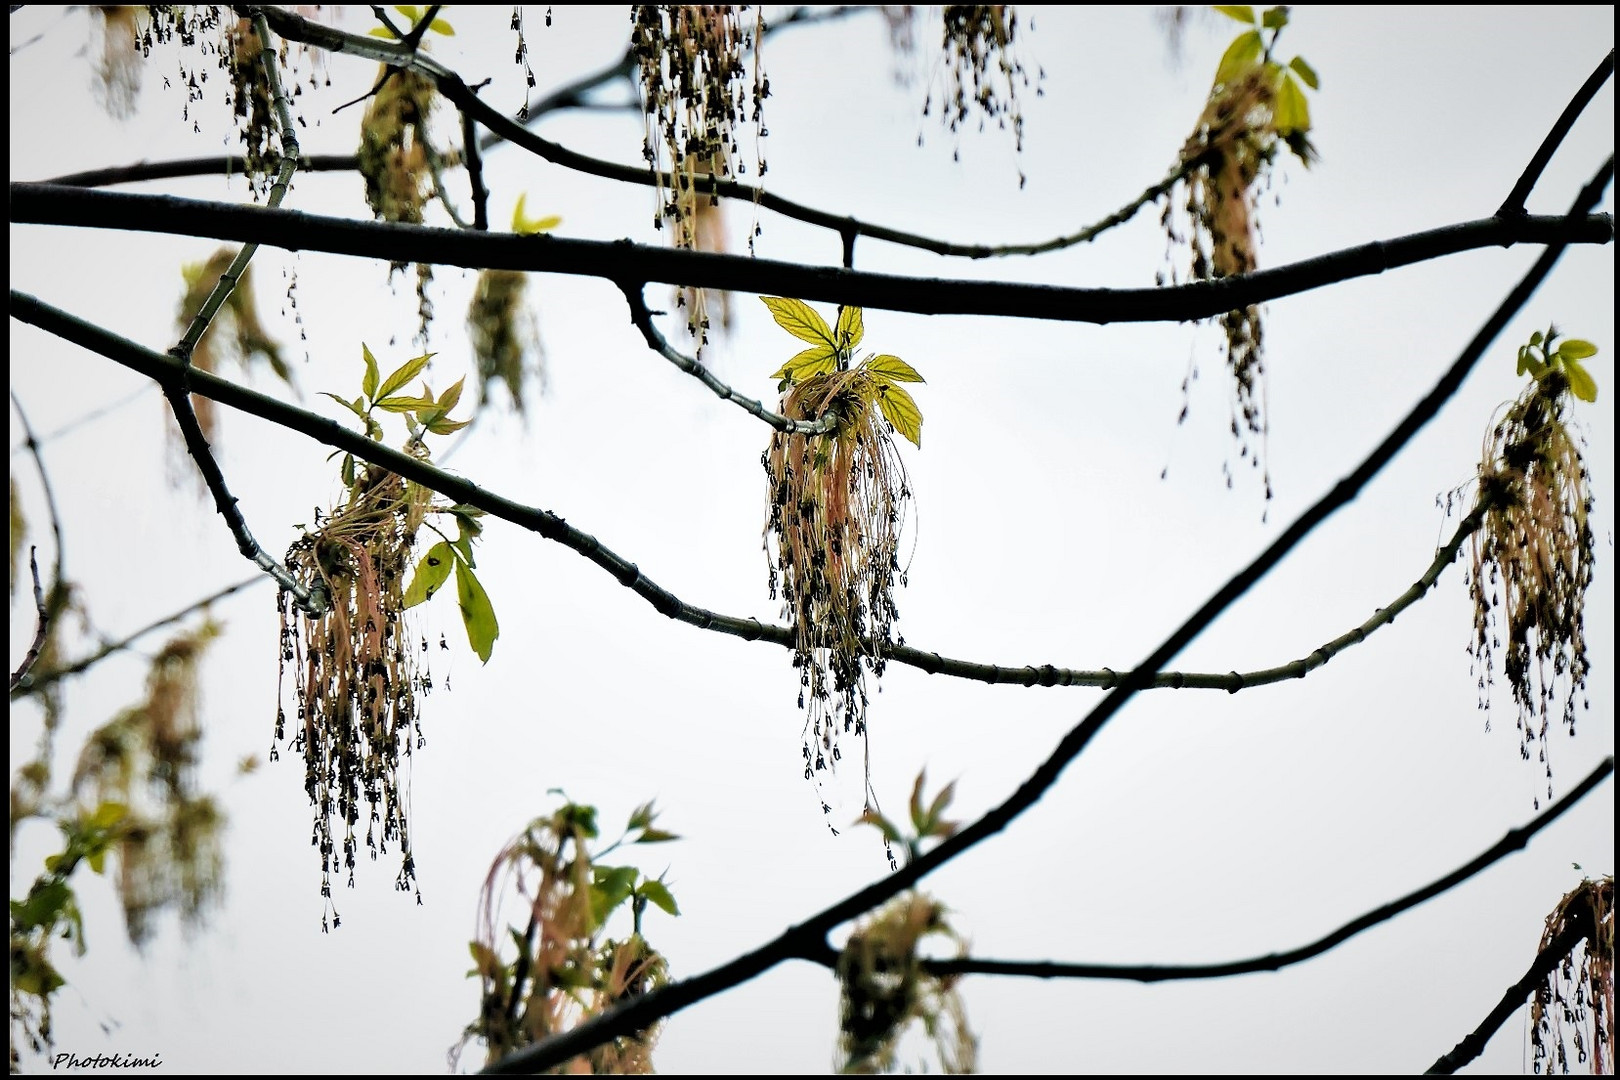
[9,548,49,693]
[8,391,64,589]
[617,283,836,435]
[10,575,263,699]
[13,184,1612,325]
[4,288,1507,699]
[479,156,1616,1073]
[9,383,154,454]
[1498,49,1614,216]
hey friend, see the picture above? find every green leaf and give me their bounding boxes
[592,865,639,924]
[857,810,905,848]
[834,305,864,350]
[864,354,925,383]
[1288,55,1320,90]
[771,343,838,382]
[923,781,957,834]
[761,297,837,347]
[425,415,472,436]
[341,453,357,488]
[1529,330,1545,347]
[88,801,127,830]
[87,848,107,875]
[362,344,380,399]
[376,351,435,401]
[320,391,371,423]
[455,560,500,663]
[1214,29,1264,87]
[1562,357,1598,402]
[1213,5,1256,24]
[437,376,467,415]
[13,880,72,931]
[635,828,679,844]
[429,17,454,36]
[511,193,561,235]
[638,879,680,917]
[875,382,924,448]
[1557,339,1598,361]
[374,394,441,414]
[1261,6,1289,30]
[1273,73,1311,135]
[908,771,928,833]
[366,25,398,38]
[404,541,455,608]
[626,801,654,832]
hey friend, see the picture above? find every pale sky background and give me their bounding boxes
[9,5,1616,1075]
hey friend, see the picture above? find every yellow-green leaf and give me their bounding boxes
[1213,5,1256,24]
[88,802,127,830]
[1261,6,1289,30]
[1558,339,1598,361]
[362,343,380,399]
[1288,55,1320,90]
[376,351,435,400]
[771,343,837,382]
[404,541,454,608]
[834,305,864,350]
[761,297,837,347]
[366,24,398,38]
[425,415,472,436]
[1214,29,1264,87]
[511,193,561,235]
[437,375,466,414]
[87,848,106,875]
[429,17,454,36]
[639,879,680,917]
[375,394,440,413]
[1563,357,1598,403]
[864,354,925,383]
[875,382,923,448]
[456,560,499,663]
[1274,73,1311,135]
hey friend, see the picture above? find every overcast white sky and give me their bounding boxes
[9,5,1615,1075]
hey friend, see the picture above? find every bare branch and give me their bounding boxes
[1499,49,1615,216]
[10,575,263,698]
[13,184,1612,326]
[791,757,1613,986]
[9,548,49,693]
[477,156,1616,1074]
[5,289,1506,700]
[617,283,836,435]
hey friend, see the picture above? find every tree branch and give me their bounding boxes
[9,548,50,693]
[617,283,836,435]
[791,757,1612,986]
[12,184,1612,325]
[1425,902,1596,1073]
[5,289,1501,699]
[156,14,325,617]
[479,143,1620,1080]
[9,575,264,698]
[1498,49,1615,216]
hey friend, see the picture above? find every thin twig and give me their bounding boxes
[9,549,50,692]
[1498,49,1615,216]
[14,183,1612,326]
[10,575,264,698]
[792,758,1613,987]
[158,13,325,616]
[479,156,1616,1074]
[618,283,836,435]
[6,290,1506,699]
[8,382,154,454]
[8,391,65,589]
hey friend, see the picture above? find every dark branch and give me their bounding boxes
[5,290,1502,699]
[1499,49,1615,216]
[10,575,264,698]
[12,184,1612,325]
[794,758,1613,987]
[9,548,50,693]
[8,390,64,589]
[481,143,1619,1080]
[617,283,835,434]
[461,101,489,231]
[1425,901,1596,1073]
[40,153,361,189]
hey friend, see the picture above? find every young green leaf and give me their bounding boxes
[1261,6,1289,30]
[1288,55,1320,90]
[511,193,562,235]
[1214,29,1264,87]
[875,382,924,448]
[761,297,837,347]
[455,560,500,663]
[1214,5,1256,24]
[88,802,127,830]
[864,354,926,383]
[437,375,466,414]
[320,391,371,423]
[638,878,680,917]
[375,351,435,401]
[1557,339,1598,362]
[375,393,441,414]
[1563,357,1598,403]
[424,415,472,436]
[857,809,905,849]
[835,305,864,350]
[635,827,679,844]
[362,343,380,400]
[1274,74,1311,135]
[404,541,455,608]
[772,343,838,382]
